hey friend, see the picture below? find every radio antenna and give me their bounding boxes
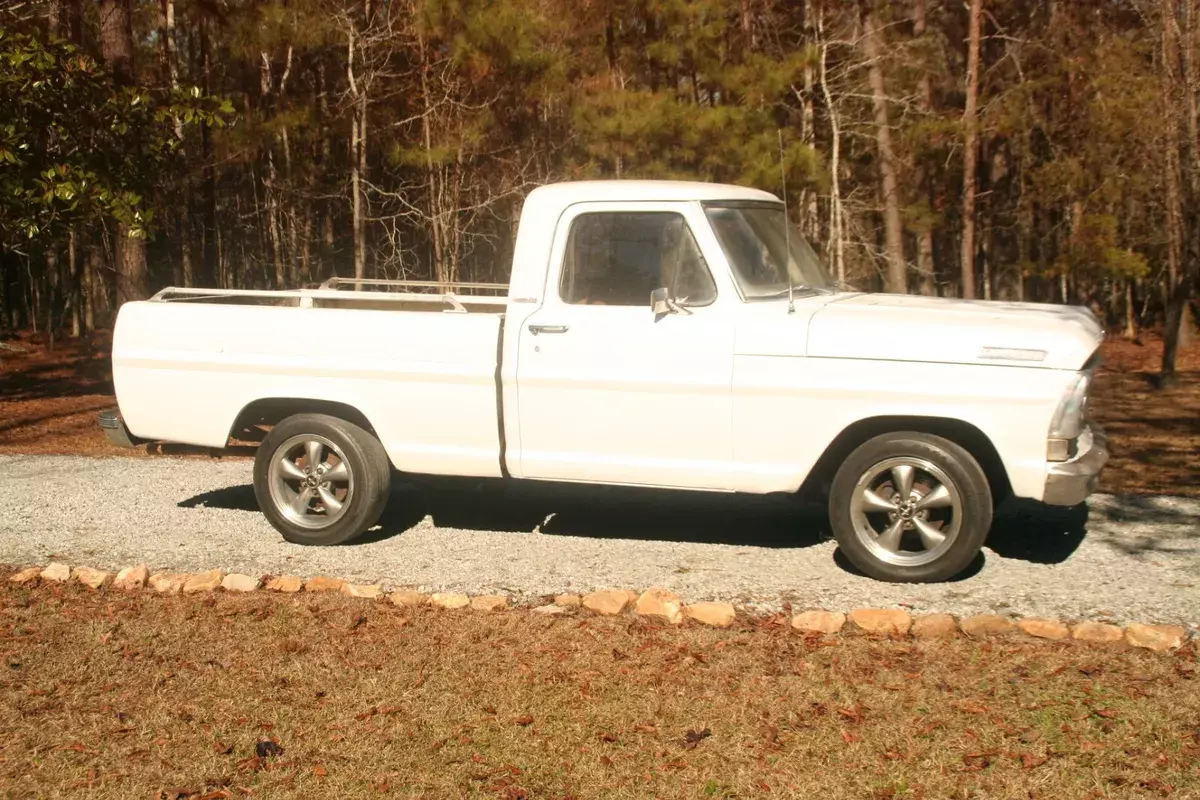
[778,129,795,314]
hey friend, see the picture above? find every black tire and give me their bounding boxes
[828,431,992,583]
[253,413,391,545]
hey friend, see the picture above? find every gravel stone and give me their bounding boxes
[1072,621,1125,644]
[635,587,684,624]
[341,582,382,599]
[113,565,149,590]
[40,562,70,582]
[222,573,260,592]
[470,595,508,612]
[791,610,846,634]
[583,589,635,616]
[849,608,912,635]
[149,572,187,594]
[1017,618,1070,640]
[1,456,1197,626]
[430,592,469,610]
[266,575,303,593]
[1124,623,1187,652]
[183,569,223,593]
[684,602,736,627]
[9,566,41,584]
[305,576,345,593]
[960,614,1016,638]
[73,567,111,589]
[389,589,428,607]
[912,614,958,639]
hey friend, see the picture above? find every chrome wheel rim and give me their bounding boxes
[849,457,962,567]
[267,434,353,530]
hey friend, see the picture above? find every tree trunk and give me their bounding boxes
[347,26,367,281]
[913,0,937,295]
[1160,0,1199,381]
[418,28,446,283]
[818,20,846,286]
[48,0,82,42]
[200,14,217,288]
[159,0,191,288]
[84,245,98,332]
[317,58,335,278]
[69,229,81,337]
[960,0,983,300]
[799,0,820,241]
[1125,279,1138,338]
[98,0,148,305]
[862,4,907,294]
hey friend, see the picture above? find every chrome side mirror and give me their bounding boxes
[651,287,672,315]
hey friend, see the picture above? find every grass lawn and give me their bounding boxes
[0,582,1197,798]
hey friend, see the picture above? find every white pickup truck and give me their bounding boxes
[102,180,1108,582]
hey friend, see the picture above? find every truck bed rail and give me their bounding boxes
[320,277,508,295]
[148,283,508,314]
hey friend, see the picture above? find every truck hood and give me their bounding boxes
[805,293,1103,370]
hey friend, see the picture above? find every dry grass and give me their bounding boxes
[1,581,1197,799]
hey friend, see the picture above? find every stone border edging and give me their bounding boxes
[8,562,1194,654]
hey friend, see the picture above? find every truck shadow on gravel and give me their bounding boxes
[179,478,1110,574]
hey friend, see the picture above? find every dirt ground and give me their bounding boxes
[0,581,1196,799]
[2,329,1198,496]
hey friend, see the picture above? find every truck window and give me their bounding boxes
[559,212,717,307]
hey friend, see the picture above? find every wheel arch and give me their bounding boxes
[227,397,379,444]
[799,416,1012,504]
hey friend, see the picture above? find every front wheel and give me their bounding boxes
[828,432,992,583]
[253,413,391,545]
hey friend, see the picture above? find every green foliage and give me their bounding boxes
[1054,214,1150,281]
[0,29,230,249]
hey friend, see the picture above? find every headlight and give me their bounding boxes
[1048,372,1090,443]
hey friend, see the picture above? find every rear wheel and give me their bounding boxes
[253,413,391,545]
[829,432,992,582]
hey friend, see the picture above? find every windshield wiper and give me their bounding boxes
[754,285,825,300]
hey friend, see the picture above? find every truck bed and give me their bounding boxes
[112,278,511,478]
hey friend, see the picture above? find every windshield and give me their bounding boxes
[703,203,833,300]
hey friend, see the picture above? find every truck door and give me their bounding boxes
[513,202,735,490]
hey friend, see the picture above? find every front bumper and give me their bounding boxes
[98,408,143,448]
[1042,424,1109,506]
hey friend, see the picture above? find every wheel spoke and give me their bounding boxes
[318,485,343,514]
[913,518,947,550]
[291,486,314,515]
[278,458,306,481]
[891,464,915,499]
[874,518,906,553]
[861,488,896,514]
[304,440,323,471]
[321,461,349,482]
[915,483,954,511]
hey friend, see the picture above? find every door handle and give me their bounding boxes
[528,324,569,335]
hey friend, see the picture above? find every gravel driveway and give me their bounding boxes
[2,454,1197,626]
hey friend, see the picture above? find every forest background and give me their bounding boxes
[2,0,1199,376]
